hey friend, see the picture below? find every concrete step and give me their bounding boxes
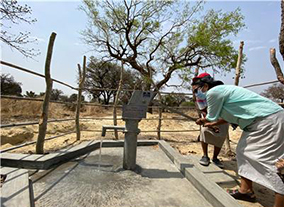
[0,167,34,207]
[185,155,238,188]
[159,141,243,207]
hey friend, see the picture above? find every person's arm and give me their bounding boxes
[206,89,225,122]
[195,118,227,126]
[204,119,227,127]
[195,117,209,125]
[196,89,226,125]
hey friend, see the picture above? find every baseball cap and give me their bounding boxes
[192,73,211,82]
[192,72,211,84]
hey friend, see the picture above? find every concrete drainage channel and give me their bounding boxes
[0,140,242,207]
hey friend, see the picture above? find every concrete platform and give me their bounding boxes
[0,140,158,169]
[31,146,214,207]
[1,141,243,207]
[0,167,34,207]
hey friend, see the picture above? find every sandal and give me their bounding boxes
[227,189,256,202]
[0,174,7,188]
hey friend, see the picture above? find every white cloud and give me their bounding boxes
[30,36,45,42]
[245,40,262,45]
[269,39,277,43]
[74,42,85,46]
[248,46,266,51]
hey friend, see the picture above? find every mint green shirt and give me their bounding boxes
[206,85,283,130]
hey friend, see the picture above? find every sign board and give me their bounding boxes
[128,91,155,106]
[122,105,148,119]
[122,91,156,119]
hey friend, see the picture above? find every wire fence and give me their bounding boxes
[0,116,195,129]
[0,58,282,153]
[243,80,280,88]
[0,60,193,95]
[0,95,196,109]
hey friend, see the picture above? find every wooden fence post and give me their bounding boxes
[224,41,244,156]
[193,67,201,141]
[155,91,163,140]
[76,56,86,141]
[113,61,124,139]
[36,32,56,154]
[270,48,284,85]
[234,41,244,86]
[280,0,284,61]
[157,106,162,140]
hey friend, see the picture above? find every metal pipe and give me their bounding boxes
[101,125,125,136]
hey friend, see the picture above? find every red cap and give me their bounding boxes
[192,72,211,82]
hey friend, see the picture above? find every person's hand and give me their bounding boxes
[195,118,205,125]
[276,158,284,172]
[204,122,215,127]
[209,126,220,133]
[204,122,220,133]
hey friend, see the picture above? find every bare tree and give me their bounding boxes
[0,0,39,58]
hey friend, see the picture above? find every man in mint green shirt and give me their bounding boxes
[193,76,284,207]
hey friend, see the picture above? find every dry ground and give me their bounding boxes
[0,98,276,207]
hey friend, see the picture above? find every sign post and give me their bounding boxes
[102,91,155,170]
[122,91,155,170]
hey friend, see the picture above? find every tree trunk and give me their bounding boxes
[146,79,153,114]
[270,48,284,85]
[76,56,86,141]
[113,61,124,139]
[36,32,56,154]
[280,0,284,61]
[146,67,163,139]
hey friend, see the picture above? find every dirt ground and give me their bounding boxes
[0,99,276,207]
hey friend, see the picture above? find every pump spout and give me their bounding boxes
[101,125,126,137]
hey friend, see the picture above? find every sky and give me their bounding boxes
[1,0,283,98]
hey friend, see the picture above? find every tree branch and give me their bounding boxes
[156,57,202,90]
